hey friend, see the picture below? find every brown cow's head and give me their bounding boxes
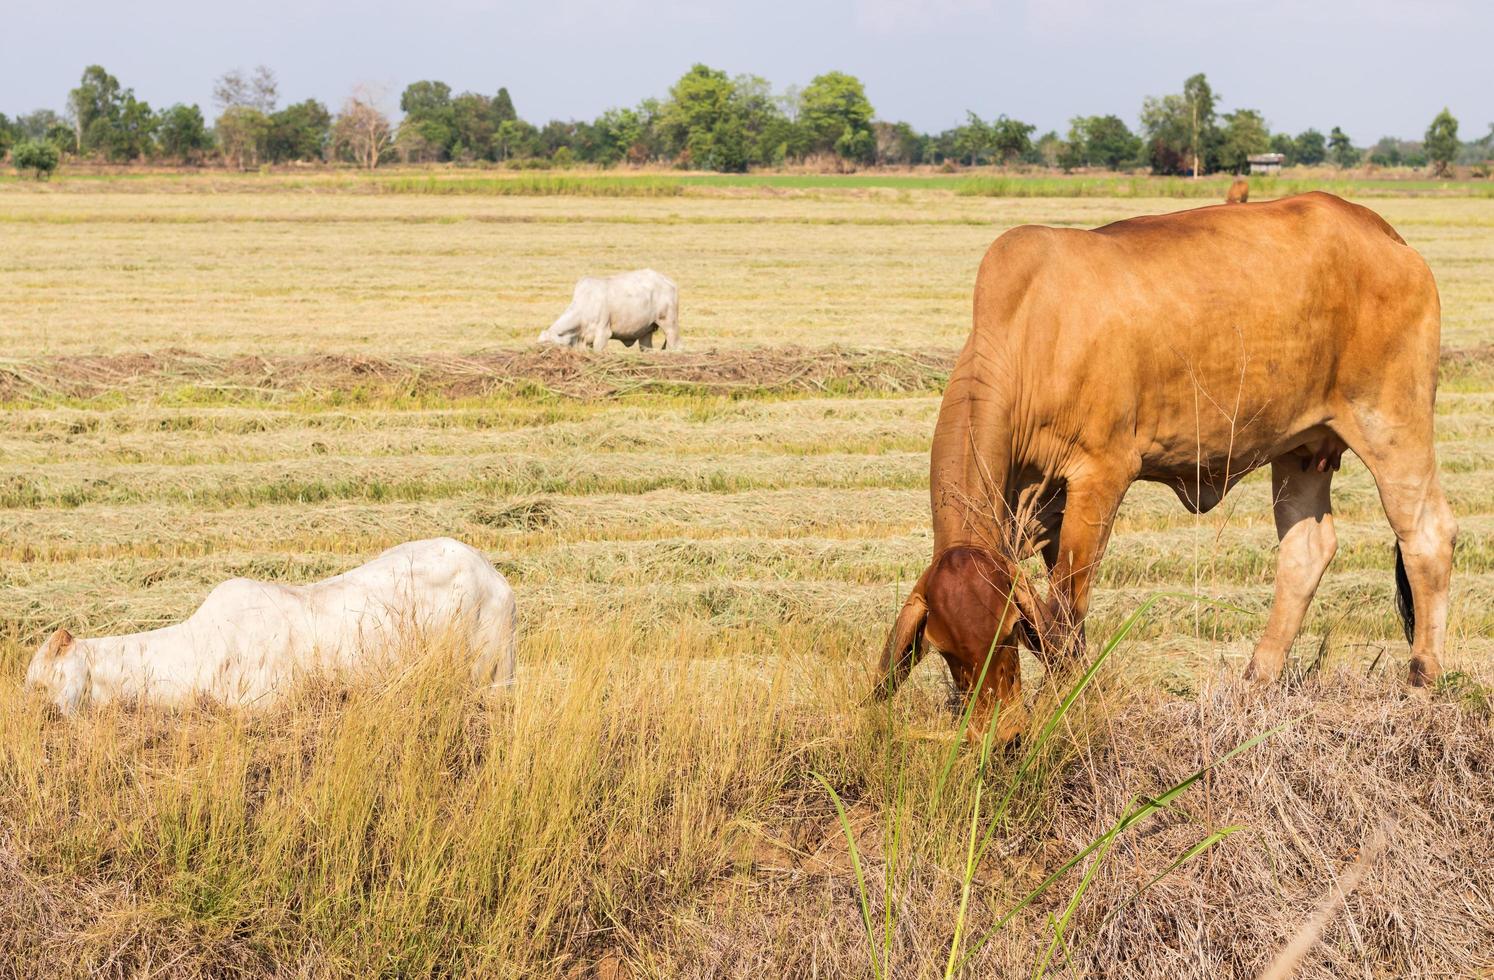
[876,546,1050,744]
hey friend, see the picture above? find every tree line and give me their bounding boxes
[3,65,1490,179]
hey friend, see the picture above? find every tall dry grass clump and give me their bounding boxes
[1,612,1491,977]
[0,621,848,977]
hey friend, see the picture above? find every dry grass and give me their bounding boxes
[3,346,1493,407]
[2,628,1488,978]
[0,347,954,405]
[1,182,1492,976]
[3,188,1493,353]
[680,668,1493,978]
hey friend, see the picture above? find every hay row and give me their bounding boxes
[4,345,1491,404]
[0,346,959,403]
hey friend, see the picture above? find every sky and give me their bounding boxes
[4,0,1491,144]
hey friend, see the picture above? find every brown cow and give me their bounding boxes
[1226,177,1250,203]
[873,192,1454,744]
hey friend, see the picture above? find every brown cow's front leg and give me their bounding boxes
[1045,473,1129,660]
[1244,457,1337,684]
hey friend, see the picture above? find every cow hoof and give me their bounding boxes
[1405,656,1441,691]
[1242,657,1282,689]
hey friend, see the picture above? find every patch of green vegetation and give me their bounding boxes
[1435,670,1493,718]
[373,174,688,197]
[955,175,1494,199]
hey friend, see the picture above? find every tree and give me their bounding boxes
[1328,126,1359,168]
[217,107,271,168]
[398,81,455,161]
[953,112,991,165]
[493,119,524,162]
[214,66,278,114]
[730,74,792,167]
[1139,94,1191,175]
[1294,128,1327,166]
[1368,136,1426,168]
[1141,73,1221,175]
[627,100,667,163]
[1217,108,1270,173]
[109,95,157,161]
[213,66,281,168]
[333,88,393,169]
[68,65,123,153]
[156,104,212,161]
[13,139,60,179]
[16,109,64,141]
[1269,132,1297,165]
[401,80,452,118]
[493,87,517,124]
[987,115,1034,165]
[798,71,875,165]
[591,107,645,166]
[1425,108,1459,176]
[657,64,737,164]
[1063,114,1140,170]
[68,65,151,158]
[449,92,496,160]
[653,64,793,170]
[1181,73,1219,177]
[1031,130,1062,167]
[267,100,331,162]
[1368,136,1403,167]
[873,121,925,165]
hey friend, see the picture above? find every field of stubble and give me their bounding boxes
[0,178,1490,978]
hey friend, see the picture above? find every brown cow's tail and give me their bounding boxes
[1393,542,1415,646]
[869,577,930,703]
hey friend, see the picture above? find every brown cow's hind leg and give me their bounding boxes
[1338,420,1456,686]
[1245,457,1337,684]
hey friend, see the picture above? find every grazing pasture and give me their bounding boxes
[1,178,1491,977]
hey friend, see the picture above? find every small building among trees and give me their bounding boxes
[1247,152,1285,175]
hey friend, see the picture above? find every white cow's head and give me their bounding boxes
[537,310,583,348]
[26,628,90,714]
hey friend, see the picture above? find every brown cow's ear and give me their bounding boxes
[44,628,75,657]
[869,584,930,704]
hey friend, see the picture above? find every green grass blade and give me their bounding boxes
[811,771,883,980]
[943,697,1003,979]
[1033,796,1133,979]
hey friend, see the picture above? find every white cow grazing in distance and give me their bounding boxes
[538,268,682,351]
[26,538,516,714]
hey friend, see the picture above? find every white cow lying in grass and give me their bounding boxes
[26,538,516,713]
[538,268,682,351]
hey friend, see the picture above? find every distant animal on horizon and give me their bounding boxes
[871,192,1454,745]
[1226,177,1250,203]
[26,538,516,714]
[538,268,682,351]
